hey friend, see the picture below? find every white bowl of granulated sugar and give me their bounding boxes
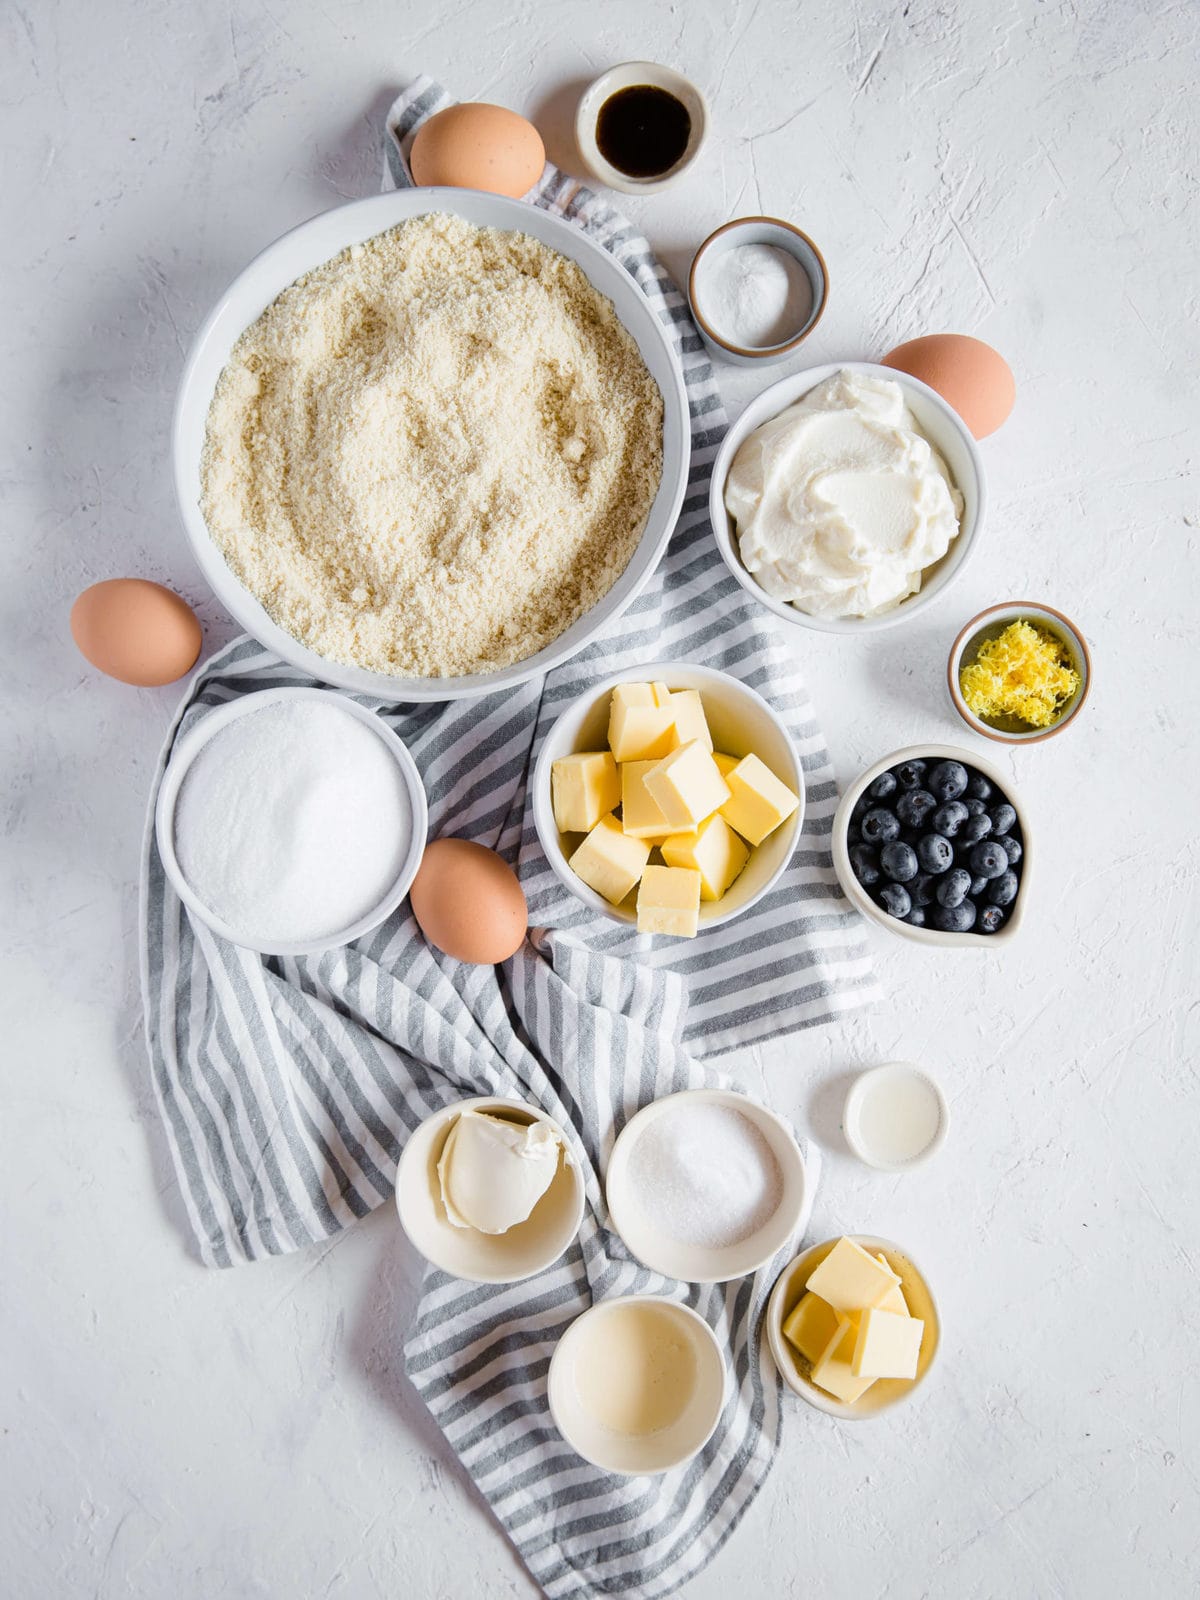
[604,1088,808,1283]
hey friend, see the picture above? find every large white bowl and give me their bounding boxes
[173,188,690,701]
[709,362,986,634]
[531,661,805,930]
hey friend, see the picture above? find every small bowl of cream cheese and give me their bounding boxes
[688,217,828,366]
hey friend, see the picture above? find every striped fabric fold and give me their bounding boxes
[138,76,878,1599]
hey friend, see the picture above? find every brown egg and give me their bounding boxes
[881,334,1015,439]
[410,103,545,199]
[409,838,528,964]
[70,578,202,686]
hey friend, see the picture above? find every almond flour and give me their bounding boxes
[200,214,664,678]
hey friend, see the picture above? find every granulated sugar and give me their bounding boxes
[173,699,412,947]
[625,1101,783,1249]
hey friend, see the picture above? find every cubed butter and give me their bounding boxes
[551,751,621,835]
[620,761,673,840]
[851,1307,925,1380]
[713,751,740,778]
[636,865,701,937]
[644,741,731,831]
[661,812,750,901]
[719,753,800,846]
[809,1313,875,1405]
[667,689,713,751]
[805,1236,901,1314]
[876,1254,909,1316]
[608,683,676,763]
[781,1292,840,1365]
[568,814,650,907]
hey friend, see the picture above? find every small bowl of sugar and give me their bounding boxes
[604,1088,808,1283]
[688,217,828,367]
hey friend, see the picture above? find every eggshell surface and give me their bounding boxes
[70,578,202,686]
[409,103,545,198]
[410,838,528,964]
[882,333,1015,439]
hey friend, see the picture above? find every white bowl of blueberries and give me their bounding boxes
[832,744,1029,946]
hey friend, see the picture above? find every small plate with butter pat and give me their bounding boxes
[396,1096,585,1284]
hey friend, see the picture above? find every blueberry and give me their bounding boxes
[868,771,898,801]
[861,807,900,844]
[992,802,1017,836]
[917,833,954,874]
[988,870,1019,907]
[896,788,937,829]
[969,840,1008,880]
[978,904,1006,934]
[966,772,993,801]
[909,872,937,907]
[937,867,973,908]
[880,841,919,882]
[970,874,989,896]
[849,843,881,888]
[994,834,1023,866]
[964,797,988,818]
[905,906,927,927]
[960,813,993,846]
[895,759,928,790]
[932,800,970,838]
[928,760,969,803]
[934,899,978,933]
[877,882,912,919]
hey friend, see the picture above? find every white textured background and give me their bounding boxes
[3,1,1198,1595]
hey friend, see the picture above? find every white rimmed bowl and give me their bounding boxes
[688,216,829,367]
[604,1088,807,1283]
[709,361,985,634]
[173,188,690,702]
[154,686,427,957]
[766,1235,941,1419]
[394,1096,585,1285]
[842,1063,950,1172]
[947,601,1093,744]
[832,743,1031,948]
[575,62,708,195]
[547,1296,726,1473]
[531,661,805,930]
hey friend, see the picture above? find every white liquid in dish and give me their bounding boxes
[573,1301,697,1436]
[854,1070,942,1165]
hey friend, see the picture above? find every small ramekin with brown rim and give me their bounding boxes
[688,217,828,367]
[948,602,1092,745]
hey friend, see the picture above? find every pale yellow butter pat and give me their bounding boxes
[636,865,702,937]
[851,1307,925,1380]
[608,684,676,763]
[781,1292,840,1365]
[620,761,674,840]
[876,1254,909,1316]
[667,689,713,751]
[644,741,731,831]
[568,814,650,906]
[712,751,740,778]
[805,1236,901,1314]
[661,813,749,901]
[810,1313,875,1405]
[720,753,800,846]
[551,751,621,835]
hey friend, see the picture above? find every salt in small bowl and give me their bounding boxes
[689,217,829,367]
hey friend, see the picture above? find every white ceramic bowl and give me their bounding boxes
[394,1096,585,1285]
[766,1235,941,1419]
[531,661,805,930]
[547,1296,726,1473]
[709,362,986,634]
[604,1089,808,1283]
[688,216,829,367]
[173,188,690,702]
[947,601,1093,744]
[832,743,1031,948]
[842,1063,950,1172]
[154,686,427,957]
[575,62,708,195]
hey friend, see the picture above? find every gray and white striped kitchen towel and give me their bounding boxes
[139,77,878,1599]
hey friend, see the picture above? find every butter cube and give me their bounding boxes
[805,1236,901,1314]
[667,689,713,751]
[568,814,650,906]
[608,684,676,763]
[809,1313,875,1405]
[719,753,800,846]
[876,1254,909,1316]
[661,812,750,901]
[713,751,740,779]
[644,741,731,831]
[551,751,621,835]
[781,1292,840,1365]
[851,1307,925,1380]
[636,865,701,937]
[620,761,673,840]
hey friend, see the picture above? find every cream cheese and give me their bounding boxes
[724,369,963,619]
[437,1110,562,1235]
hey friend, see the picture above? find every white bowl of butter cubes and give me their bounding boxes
[533,662,804,937]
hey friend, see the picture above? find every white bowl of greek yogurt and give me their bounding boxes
[709,363,985,633]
